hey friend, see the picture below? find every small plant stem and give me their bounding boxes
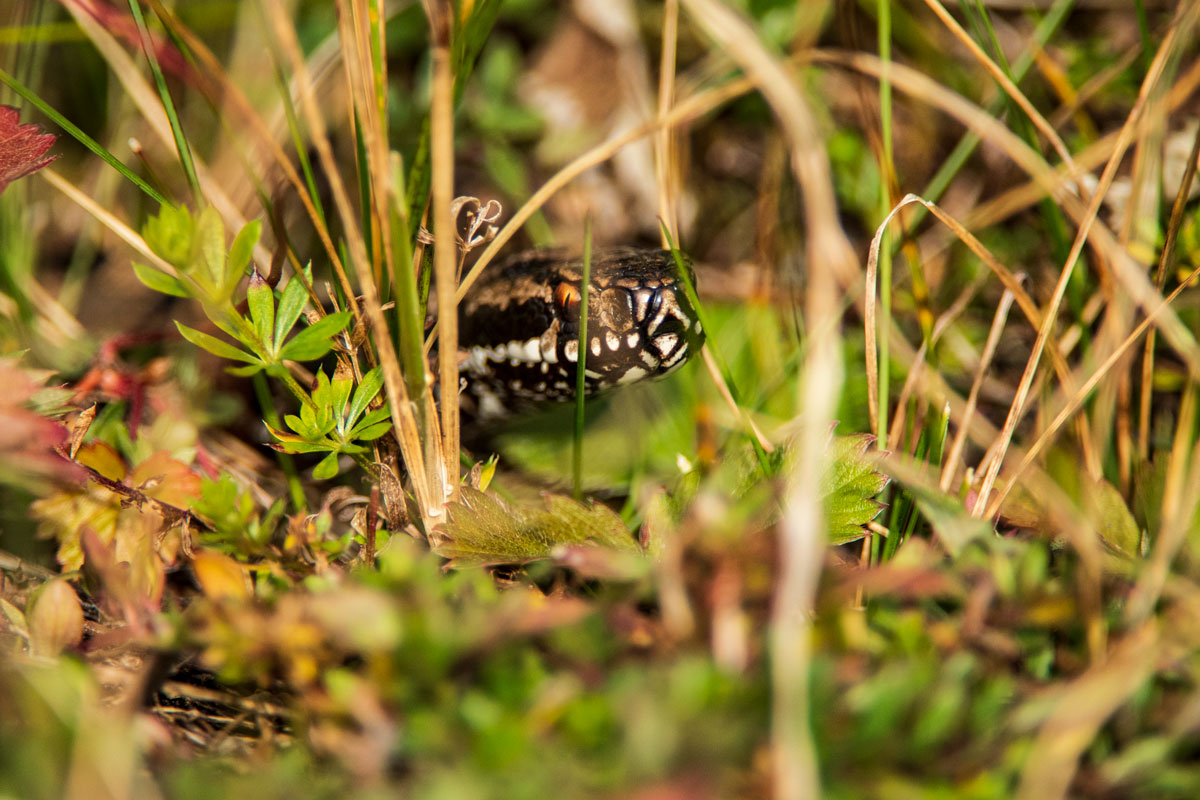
[572,217,593,502]
[426,0,460,501]
[252,373,306,511]
[876,0,893,450]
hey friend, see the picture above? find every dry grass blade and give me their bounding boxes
[940,289,1015,492]
[815,48,1200,378]
[1126,383,1200,626]
[866,194,1079,442]
[423,0,460,502]
[655,0,680,243]
[991,260,1200,518]
[886,271,985,452]
[1138,119,1200,457]
[60,0,268,268]
[921,0,1088,198]
[41,167,175,276]
[975,6,1199,517]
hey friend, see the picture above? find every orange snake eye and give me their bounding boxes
[554,282,581,316]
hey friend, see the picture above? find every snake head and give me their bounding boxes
[564,249,704,389]
[458,247,705,413]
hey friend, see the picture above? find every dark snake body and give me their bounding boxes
[457,247,704,419]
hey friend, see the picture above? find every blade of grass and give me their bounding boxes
[987,260,1200,521]
[572,217,592,502]
[656,0,680,243]
[1139,117,1200,458]
[940,288,1015,492]
[151,0,355,313]
[125,0,201,203]
[815,49,1200,377]
[875,0,894,449]
[677,4,857,800]
[893,0,1074,251]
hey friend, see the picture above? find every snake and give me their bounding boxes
[457,247,705,419]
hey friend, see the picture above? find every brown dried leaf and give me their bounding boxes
[69,404,97,458]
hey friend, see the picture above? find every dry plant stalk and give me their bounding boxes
[423,0,461,504]
[977,5,1200,518]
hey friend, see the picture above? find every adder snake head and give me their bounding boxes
[458,247,704,417]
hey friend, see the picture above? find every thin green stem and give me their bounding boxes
[128,0,202,203]
[572,217,593,501]
[252,373,306,511]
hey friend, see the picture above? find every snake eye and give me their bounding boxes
[554,282,581,318]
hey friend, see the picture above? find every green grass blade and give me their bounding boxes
[128,0,201,203]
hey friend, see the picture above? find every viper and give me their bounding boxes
[457,247,705,419]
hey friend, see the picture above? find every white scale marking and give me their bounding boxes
[627,332,639,348]
[606,331,620,351]
[655,333,679,357]
[618,365,648,384]
[564,340,578,362]
[590,337,601,357]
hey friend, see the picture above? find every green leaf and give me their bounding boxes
[226,364,265,377]
[191,206,227,297]
[142,203,194,267]
[432,488,641,568]
[176,321,260,364]
[350,406,392,437]
[227,219,261,291]
[347,368,383,428]
[907,489,993,556]
[1087,478,1142,558]
[266,423,332,453]
[312,452,341,480]
[351,421,393,441]
[822,434,891,545]
[279,311,352,362]
[274,266,312,349]
[328,378,353,423]
[246,271,275,347]
[132,262,189,298]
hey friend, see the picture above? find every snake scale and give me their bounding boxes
[456,247,705,419]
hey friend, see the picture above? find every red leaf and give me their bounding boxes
[0,105,58,195]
